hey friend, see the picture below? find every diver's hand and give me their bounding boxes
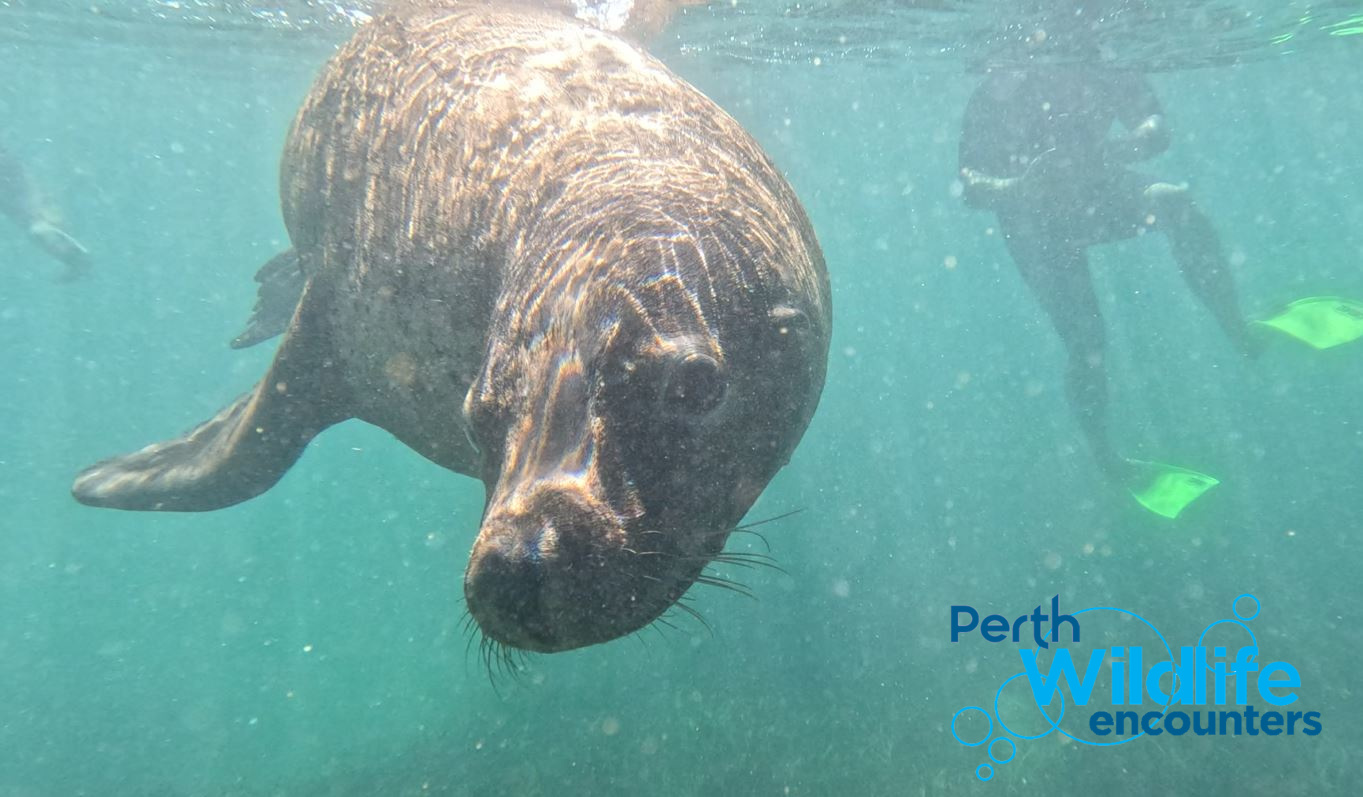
[29,220,91,281]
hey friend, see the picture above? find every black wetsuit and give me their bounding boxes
[957,65,1252,474]
[959,65,1163,244]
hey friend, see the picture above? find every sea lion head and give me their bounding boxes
[462,207,828,653]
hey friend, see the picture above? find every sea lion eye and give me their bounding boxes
[662,353,726,416]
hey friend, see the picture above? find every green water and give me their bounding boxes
[2,2,1361,794]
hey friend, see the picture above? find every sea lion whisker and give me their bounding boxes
[481,636,527,691]
[485,654,509,698]
[711,551,788,576]
[735,507,805,530]
[498,642,523,680]
[493,642,508,677]
[459,609,479,636]
[463,618,529,686]
[694,573,757,600]
[695,573,753,595]
[714,550,781,564]
[694,526,772,551]
[672,598,713,636]
[693,552,767,572]
[707,556,758,570]
[730,528,773,551]
[640,614,677,644]
[478,635,493,681]
[714,550,779,561]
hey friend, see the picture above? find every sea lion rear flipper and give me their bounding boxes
[73,281,348,511]
[230,249,306,349]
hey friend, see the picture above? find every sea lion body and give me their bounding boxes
[73,3,830,653]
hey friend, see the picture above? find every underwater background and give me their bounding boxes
[0,0,1360,794]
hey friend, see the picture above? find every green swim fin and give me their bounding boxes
[1126,461,1220,519]
[1255,296,1363,350]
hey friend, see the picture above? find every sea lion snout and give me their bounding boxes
[465,484,638,652]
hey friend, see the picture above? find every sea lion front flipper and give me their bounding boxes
[73,281,349,511]
[230,248,306,349]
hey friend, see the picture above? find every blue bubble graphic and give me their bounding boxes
[989,737,1016,765]
[951,706,992,747]
[1196,619,1259,675]
[994,672,1065,740]
[1233,594,1261,621]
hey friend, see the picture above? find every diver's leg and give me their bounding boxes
[1002,229,1123,476]
[1145,183,1259,357]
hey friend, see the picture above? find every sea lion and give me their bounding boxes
[72,0,830,654]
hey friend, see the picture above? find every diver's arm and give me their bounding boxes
[1106,75,1170,164]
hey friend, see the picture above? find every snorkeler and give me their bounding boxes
[956,62,1262,485]
[0,143,90,280]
